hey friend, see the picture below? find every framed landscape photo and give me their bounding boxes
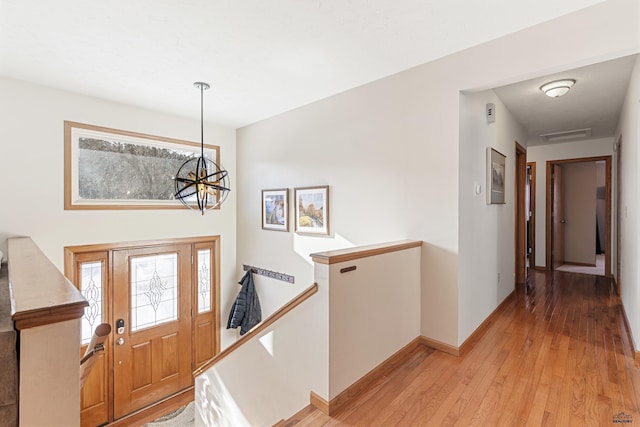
[262,188,289,231]
[294,186,329,235]
[487,147,506,204]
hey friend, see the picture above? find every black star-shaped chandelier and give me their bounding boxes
[174,82,230,215]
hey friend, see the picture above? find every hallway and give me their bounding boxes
[283,270,640,426]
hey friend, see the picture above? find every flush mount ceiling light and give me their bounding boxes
[540,79,576,98]
[174,82,230,215]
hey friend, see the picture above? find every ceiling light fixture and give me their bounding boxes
[174,82,230,215]
[540,79,576,98]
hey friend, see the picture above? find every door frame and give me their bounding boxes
[515,142,527,284]
[615,136,622,294]
[64,235,221,426]
[550,164,565,270]
[526,162,536,269]
[545,156,612,276]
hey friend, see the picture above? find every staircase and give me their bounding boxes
[0,263,18,426]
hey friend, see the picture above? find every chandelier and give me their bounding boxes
[174,82,230,215]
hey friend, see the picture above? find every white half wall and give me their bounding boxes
[0,77,239,348]
[19,319,81,427]
[327,247,421,399]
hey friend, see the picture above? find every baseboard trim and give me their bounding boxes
[420,290,515,358]
[459,290,514,356]
[619,298,640,363]
[419,336,459,356]
[309,391,329,414]
[310,337,425,415]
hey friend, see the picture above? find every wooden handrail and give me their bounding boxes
[310,240,422,265]
[193,282,318,377]
[9,237,88,330]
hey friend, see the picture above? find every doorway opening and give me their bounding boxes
[65,236,220,427]
[545,156,612,277]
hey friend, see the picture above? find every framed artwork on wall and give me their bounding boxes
[487,147,506,204]
[262,188,289,231]
[294,185,329,235]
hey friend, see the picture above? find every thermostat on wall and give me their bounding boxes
[486,103,495,123]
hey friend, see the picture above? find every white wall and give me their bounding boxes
[527,138,614,267]
[458,90,525,343]
[237,0,640,351]
[196,292,325,427]
[0,77,240,348]
[615,55,640,349]
[327,247,421,399]
[563,162,597,264]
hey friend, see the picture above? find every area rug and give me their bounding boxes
[144,402,195,427]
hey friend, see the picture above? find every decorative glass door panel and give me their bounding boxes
[76,252,110,427]
[197,248,211,313]
[130,253,178,331]
[112,244,192,419]
[194,242,217,368]
[80,261,104,344]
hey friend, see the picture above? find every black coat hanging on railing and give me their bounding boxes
[227,270,262,335]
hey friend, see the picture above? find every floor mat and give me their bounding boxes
[144,402,195,427]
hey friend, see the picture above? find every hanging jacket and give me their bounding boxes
[226,270,262,335]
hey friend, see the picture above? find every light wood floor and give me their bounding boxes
[283,269,640,426]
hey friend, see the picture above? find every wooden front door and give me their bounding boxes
[112,244,193,419]
[67,237,220,426]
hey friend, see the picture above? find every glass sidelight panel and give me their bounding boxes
[197,249,211,313]
[130,253,178,332]
[80,261,104,345]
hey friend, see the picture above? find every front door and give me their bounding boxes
[67,236,220,426]
[112,244,193,418]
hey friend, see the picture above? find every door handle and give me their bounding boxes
[116,337,125,346]
[561,219,568,224]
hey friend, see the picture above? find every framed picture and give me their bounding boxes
[262,189,289,231]
[294,186,329,235]
[487,147,506,204]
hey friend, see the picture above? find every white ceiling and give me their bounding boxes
[493,55,637,145]
[0,0,619,130]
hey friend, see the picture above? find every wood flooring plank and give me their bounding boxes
[282,270,640,427]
